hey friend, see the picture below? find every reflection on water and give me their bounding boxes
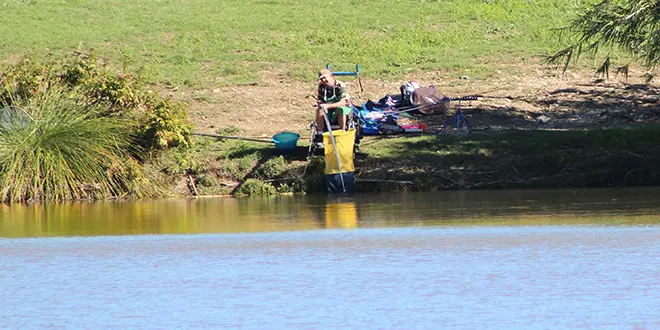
[324,198,358,229]
[2,187,660,238]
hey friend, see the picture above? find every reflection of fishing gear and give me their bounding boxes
[382,95,479,117]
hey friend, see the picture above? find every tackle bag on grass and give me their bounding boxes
[411,86,450,115]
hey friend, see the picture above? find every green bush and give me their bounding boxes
[0,50,192,150]
[257,156,287,179]
[234,179,277,196]
[139,95,193,149]
[0,52,50,104]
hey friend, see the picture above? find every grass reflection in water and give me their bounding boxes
[2,189,660,238]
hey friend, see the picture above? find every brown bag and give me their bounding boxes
[412,86,449,115]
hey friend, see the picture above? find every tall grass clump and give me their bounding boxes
[0,91,151,202]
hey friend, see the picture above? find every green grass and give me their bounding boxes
[145,125,660,196]
[1,0,598,86]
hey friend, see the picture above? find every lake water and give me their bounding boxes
[2,188,660,329]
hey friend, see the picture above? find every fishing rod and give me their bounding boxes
[191,132,274,143]
[451,95,479,101]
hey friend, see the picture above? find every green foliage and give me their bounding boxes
[546,0,659,80]
[0,50,192,150]
[0,52,50,104]
[139,95,193,149]
[0,90,152,202]
[156,146,201,176]
[224,155,259,179]
[0,50,194,202]
[86,73,142,114]
[58,51,143,113]
[59,51,99,87]
[256,156,287,179]
[234,179,277,196]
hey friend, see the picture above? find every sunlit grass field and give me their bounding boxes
[1,0,596,86]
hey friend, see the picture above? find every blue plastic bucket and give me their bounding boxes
[272,132,300,153]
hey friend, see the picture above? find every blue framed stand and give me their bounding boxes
[439,96,477,134]
[326,64,360,76]
[325,64,363,95]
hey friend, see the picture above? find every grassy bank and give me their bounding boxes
[1,0,598,86]
[157,126,660,196]
[357,127,660,191]
[149,131,321,197]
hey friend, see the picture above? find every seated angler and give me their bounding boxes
[315,68,351,145]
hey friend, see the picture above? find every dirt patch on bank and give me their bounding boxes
[160,64,660,136]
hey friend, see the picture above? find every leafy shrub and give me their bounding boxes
[257,156,287,179]
[139,95,192,149]
[0,52,50,104]
[0,49,192,150]
[234,179,277,196]
[155,147,200,175]
[59,51,101,87]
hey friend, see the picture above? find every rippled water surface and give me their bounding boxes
[2,188,660,328]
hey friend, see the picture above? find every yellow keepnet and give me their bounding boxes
[323,129,356,175]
